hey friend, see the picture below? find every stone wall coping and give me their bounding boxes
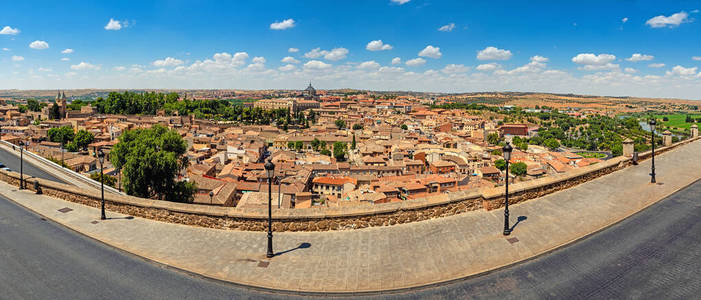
[4,137,696,224]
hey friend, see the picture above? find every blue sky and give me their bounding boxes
[2,0,701,99]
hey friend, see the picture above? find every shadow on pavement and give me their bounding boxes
[106,216,135,220]
[275,242,311,257]
[510,216,527,232]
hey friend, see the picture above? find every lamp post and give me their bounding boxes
[98,150,106,220]
[209,191,214,205]
[61,140,64,167]
[502,142,513,236]
[19,141,24,189]
[264,159,275,258]
[649,119,656,184]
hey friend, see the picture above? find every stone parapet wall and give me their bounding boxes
[1,137,696,232]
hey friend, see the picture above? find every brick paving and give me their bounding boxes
[1,140,700,293]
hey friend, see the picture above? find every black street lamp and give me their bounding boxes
[502,142,513,236]
[19,141,24,189]
[209,191,214,205]
[649,119,656,184]
[264,159,275,258]
[98,149,106,220]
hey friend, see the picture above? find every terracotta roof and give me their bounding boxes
[312,176,357,186]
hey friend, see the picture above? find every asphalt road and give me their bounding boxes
[0,178,699,299]
[0,147,66,183]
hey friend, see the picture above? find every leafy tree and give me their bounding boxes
[352,123,363,130]
[48,126,75,145]
[109,125,193,202]
[544,138,560,150]
[320,149,331,156]
[401,124,408,130]
[287,141,295,149]
[50,102,61,119]
[294,141,304,152]
[351,134,356,150]
[509,162,527,176]
[17,105,27,113]
[487,133,501,145]
[65,142,78,152]
[333,142,347,161]
[311,138,321,151]
[662,116,669,121]
[494,159,506,171]
[27,99,43,112]
[335,119,346,129]
[90,172,117,187]
[74,130,94,150]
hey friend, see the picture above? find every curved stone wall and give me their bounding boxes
[1,137,696,232]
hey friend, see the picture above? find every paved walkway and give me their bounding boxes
[2,140,700,293]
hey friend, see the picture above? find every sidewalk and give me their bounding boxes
[2,140,700,293]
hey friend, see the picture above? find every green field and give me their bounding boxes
[654,114,701,130]
[575,152,607,159]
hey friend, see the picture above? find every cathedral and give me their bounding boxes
[55,90,67,119]
[304,82,317,100]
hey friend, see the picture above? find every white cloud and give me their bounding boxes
[61,48,74,54]
[477,46,512,60]
[571,53,616,69]
[624,67,637,73]
[11,55,24,61]
[692,56,701,61]
[153,57,184,67]
[114,66,126,71]
[304,60,331,70]
[666,65,697,76]
[648,63,665,68]
[252,56,266,64]
[438,23,455,32]
[70,62,101,71]
[2,48,8,51]
[304,47,348,61]
[476,63,499,71]
[622,17,628,23]
[391,0,410,5]
[38,67,52,72]
[391,57,401,65]
[270,19,295,30]
[278,64,296,72]
[281,56,300,64]
[61,57,70,61]
[530,55,549,63]
[288,48,299,53]
[405,58,426,66]
[358,61,381,70]
[626,53,654,62]
[104,18,123,30]
[0,26,20,35]
[29,40,49,50]
[646,11,690,28]
[441,64,468,74]
[418,45,442,59]
[366,40,393,51]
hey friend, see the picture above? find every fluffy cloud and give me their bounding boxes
[270,19,295,30]
[304,60,332,70]
[304,47,348,61]
[281,56,300,64]
[153,57,184,67]
[2,48,8,51]
[624,67,637,73]
[0,26,20,35]
[626,53,654,62]
[113,66,126,71]
[391,57,401,65]
[622,17,628,23]
[418,45,442,59]
[38,67,52,72]
[646,11,690,28]
[666,65,697,77]
[692,56,701,61]
[61,57,70,61]
[477,46,512,60]
[61,48,74,54]
[278,64,296,72]
[405,58,426,66]
[531,55,549,63]
[476,63,499,71]
[390,0,410,5]
[648,63,665,68]
[366,40,393,51]
[438,23,455,32]
[441,64,468,74]
[495,55,549,75]
[252,56,266,64]
[358,61,381,70]
[70,62,100,71]
[11,55,24,61]
[104,18,123,30]
[572,53,618,70]
[288,48,299,53]
[29,40,49,50]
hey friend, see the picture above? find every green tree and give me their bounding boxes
[320,149,331,156]
[311,138,321,151]
[27,99,42,112]
[65,142,78,152]
[109,125,193,202]
[48,126,74,145]
[544,138,560,150]
[294,141,304,152]
[90,172,117,187]
[352,123,363,130]
[333,142,347,161]
[50,102,61,119]
[494,159,506,171]
[401,124,408,130]
[287,141,295,149]
[74,129,94,150]
[487,133,501,145]
[351,134,356,150]
[335,119,346,129]
[509,162,527,176]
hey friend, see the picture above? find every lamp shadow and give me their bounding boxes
[274,242,311,257]
[106,216,135,220]
[510,216,527,232]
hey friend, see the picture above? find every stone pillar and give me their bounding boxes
[662,131,673,146]
[622,138,634,157]
[691,124,698,138]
